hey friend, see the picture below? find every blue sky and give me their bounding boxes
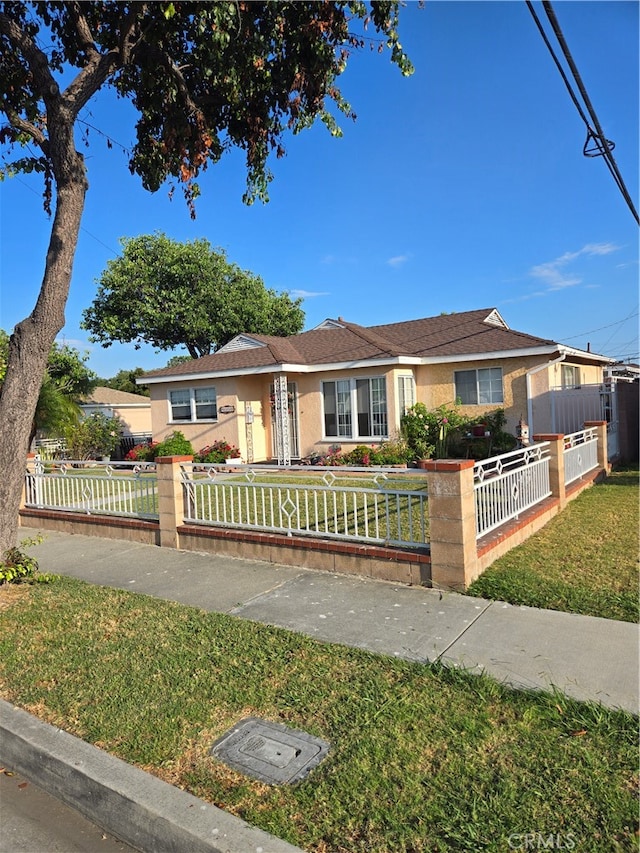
[1,1,638,379]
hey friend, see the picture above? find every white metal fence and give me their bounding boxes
[474,444,551,539]
[181,463,429,548]
[24,459,158,519]
[563,428,599,486]
[34,438,68,460]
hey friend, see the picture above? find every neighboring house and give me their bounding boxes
[80,386,152,443]
[605,362,640,383]
[139,308,612,463]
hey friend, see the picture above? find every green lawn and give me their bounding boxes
[467,467,639,622]
[0,579,637,853]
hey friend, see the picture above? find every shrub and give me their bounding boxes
[0,536,58,585]
[310,438,409,467]
[152,431,194,458]
[64,412,124,459]
[377,437,411,465]
[401,403,466,460]
[125,441,158,462]
[195,440,241,463]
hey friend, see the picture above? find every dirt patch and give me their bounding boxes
[0,584,31,611]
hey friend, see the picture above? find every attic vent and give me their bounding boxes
[483,309,509,329]
[218,335,266,353]
[314,318,345,330]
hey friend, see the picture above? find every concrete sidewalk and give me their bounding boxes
[17,527,639,711]
[1,527,638,853]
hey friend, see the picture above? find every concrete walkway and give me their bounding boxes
[1,527,638,852]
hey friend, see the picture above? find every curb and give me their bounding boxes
[0,699,304,853]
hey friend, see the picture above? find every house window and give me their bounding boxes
[454,368,503,405]
[169,389,191,421]
[398,375,416,415]
[169,387,217,422]
[322,377,388,439]
[561,364,580,389]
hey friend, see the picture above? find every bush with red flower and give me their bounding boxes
[125,441,158,462]
[196,440,241,464]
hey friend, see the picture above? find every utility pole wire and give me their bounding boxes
[526,1,639,225]
[526,1,628,203]
[541,1,639,224]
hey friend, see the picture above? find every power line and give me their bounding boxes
[526,0,639,224]
[560,310,639,341]
[9,173,120,257]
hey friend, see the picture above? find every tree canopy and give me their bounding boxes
[100,367,150,397]
[0,1,412,554]
[0,332,95,439]
[82,233,305,358]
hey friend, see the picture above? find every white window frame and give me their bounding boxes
[398,374,416,416]
[454,367,504,405]
[168,386,218,423]
[561,364,581,389]
[322,377,388,440]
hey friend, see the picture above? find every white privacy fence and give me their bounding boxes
[181,463,429,548]
[549,382,618,461]
[563,428,599,486]
[24,459,158,519]
[474,444,551,539]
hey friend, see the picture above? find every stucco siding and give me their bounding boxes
[82,403,151,436]
[150,378,241,455]
[414,356,545,434]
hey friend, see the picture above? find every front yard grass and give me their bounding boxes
[0,578,637,853]
[467,467,639,623]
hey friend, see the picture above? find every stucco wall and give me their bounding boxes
[150,355,606,461]
[414,355,547,434]
[150,378,242,456]
[82,403,151,436]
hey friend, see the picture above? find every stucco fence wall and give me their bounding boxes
[20,422,608,591]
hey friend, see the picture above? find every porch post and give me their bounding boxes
[584,420,609,472]
[273,373,290,466]
[424,459,478,591]
[532,434,566,509]
[156,455,192,549]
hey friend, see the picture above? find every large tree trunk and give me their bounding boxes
[0,142,87,556]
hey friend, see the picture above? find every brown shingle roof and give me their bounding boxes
[83,387,151,405]
[142,308,561,380]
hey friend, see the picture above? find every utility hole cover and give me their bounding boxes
[210,718,330,784]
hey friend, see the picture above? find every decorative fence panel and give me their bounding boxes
[24,460,158,519]
[474,444,551,539]
[563,428,599,486]
[181,464,429,548]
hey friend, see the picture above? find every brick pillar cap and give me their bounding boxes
[584,420,606,427]
[533,433,563,441]
[422,459,475,472]
[156,455,193,463]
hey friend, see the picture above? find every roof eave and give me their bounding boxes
[140,344,611,385]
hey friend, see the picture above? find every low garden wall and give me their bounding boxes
[19,422,609,591]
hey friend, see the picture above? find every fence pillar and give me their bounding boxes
[532,434,566,509]
[20,453,37,514]
[424,459,477,591]
[156,455,192,549]
[584,420,609,472]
